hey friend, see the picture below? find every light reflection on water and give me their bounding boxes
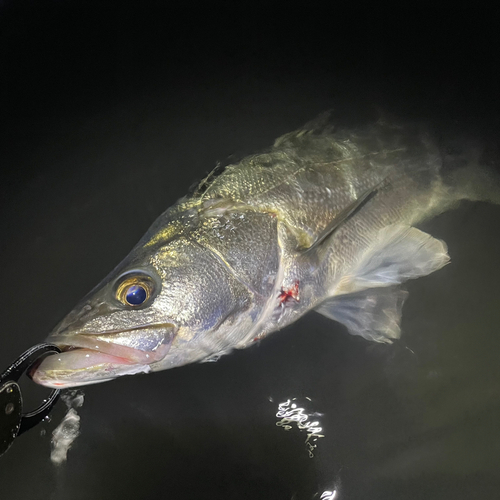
[320,490,337,500]
[50,389,85,465]
[275,397,325,458]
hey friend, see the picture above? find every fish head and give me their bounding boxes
[32,231,255,388]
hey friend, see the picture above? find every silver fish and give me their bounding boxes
[32,114,497,388]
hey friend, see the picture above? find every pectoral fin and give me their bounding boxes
[344,225,450,292]
[300,183,381,253]
[315,286,408,343]
[316,225,450,342]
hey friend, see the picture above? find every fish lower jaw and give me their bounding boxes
[46,333,169,364]
[30,332,164,388]
[31,348,152,388]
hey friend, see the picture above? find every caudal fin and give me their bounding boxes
[439,129,500,205]
[449,164,500,205]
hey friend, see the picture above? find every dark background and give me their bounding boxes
[1,2,500,499]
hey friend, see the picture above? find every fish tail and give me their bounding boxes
[439,132,500,205]
[450,165,500,205]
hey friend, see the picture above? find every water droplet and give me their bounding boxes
[5,403,14,415]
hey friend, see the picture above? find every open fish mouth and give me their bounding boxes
[31,325,175,388]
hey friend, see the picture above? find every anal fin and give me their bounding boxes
[315,286,408,343]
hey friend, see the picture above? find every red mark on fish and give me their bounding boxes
[278,280,300,305]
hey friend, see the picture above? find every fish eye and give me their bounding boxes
[125,284,147,305]
[115,273,156,308]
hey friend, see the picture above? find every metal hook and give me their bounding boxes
[0,343,61,435]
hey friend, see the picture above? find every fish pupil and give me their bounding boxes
[125,285,147,305]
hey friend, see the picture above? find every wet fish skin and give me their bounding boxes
[32,115,495,388]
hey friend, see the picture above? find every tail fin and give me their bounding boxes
[439,130,500,205]
[450,165,500,205]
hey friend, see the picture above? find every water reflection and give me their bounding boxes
[275,397,325,458]
[320,490,337,500]
[50,389,84,465]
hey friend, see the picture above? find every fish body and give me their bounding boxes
[32,115,495,388]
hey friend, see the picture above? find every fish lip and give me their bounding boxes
[46,322,177,365]
[53,322,176,339]
[32,327,168,388]
[31,350,152,389]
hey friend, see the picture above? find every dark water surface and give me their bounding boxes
[1,3,499,499]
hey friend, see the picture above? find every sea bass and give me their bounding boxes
[32,114,497,388]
